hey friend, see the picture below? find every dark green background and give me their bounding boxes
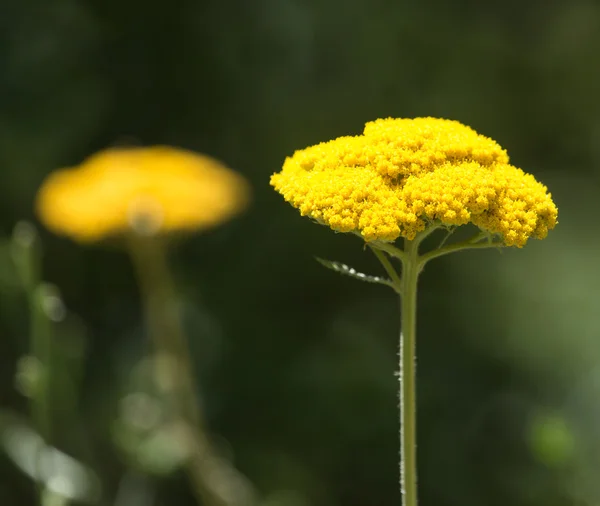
[1,0,600,505]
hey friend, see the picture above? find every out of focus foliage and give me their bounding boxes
[1,0,599,505]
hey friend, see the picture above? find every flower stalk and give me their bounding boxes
[398,237,420,506]
[128,236,253,506]
[368,227,513,506]
[371,234,422,506]
[370,227,506,506]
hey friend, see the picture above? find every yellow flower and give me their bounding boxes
[36,146,249,243]
[270,117,558,247]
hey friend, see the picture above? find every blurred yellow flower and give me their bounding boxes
[270,117,558,247]
[36,146,249,243]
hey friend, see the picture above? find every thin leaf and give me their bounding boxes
[315,257,395,288]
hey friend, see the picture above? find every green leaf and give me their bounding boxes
[315,258,394,288]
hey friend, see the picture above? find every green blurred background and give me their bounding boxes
[1,0,600,505]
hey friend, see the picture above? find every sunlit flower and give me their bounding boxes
[270,117,558,247]
[36,146,249,243]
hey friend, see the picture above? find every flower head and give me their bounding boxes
[270,117,557,247]
[37,146,249,243]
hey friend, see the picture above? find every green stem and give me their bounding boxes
[26,286,53,506]
[418,233,503,267]
[371,241,407,262]
[414,222,443,244]
[369,246,402,294]
[399,238,419,506]
[11,223,52,504]
[371,226,506,506]
[29,286,53,442]
[128,236,251,506]
[11,224,52,442]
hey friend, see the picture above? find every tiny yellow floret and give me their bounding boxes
[36,146,249,243]
[270,117,557,247]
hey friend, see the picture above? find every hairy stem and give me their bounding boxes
[399,238,419,506]
[371,226,507,506]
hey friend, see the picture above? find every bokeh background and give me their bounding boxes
[1,0,600,505]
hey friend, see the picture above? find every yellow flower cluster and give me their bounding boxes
[36,146,249,243]
[270,118,558,247]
